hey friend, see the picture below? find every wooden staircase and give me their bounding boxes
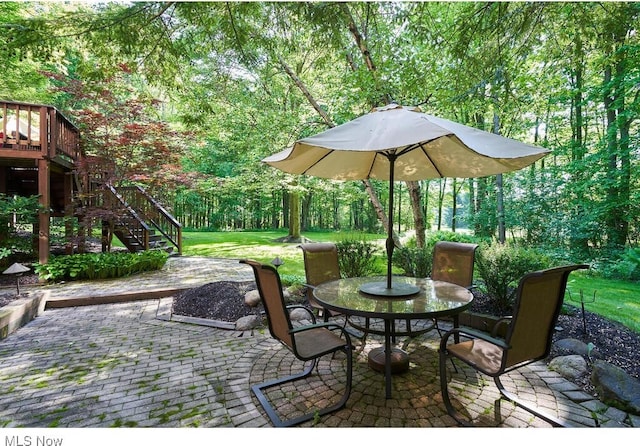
[103,185,182,255]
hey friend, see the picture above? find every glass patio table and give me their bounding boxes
[313,275,473,399]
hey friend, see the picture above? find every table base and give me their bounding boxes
[359,281,420,297]
[367,347,409,374]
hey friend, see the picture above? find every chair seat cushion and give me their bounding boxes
[293,327,347,360]
[447,339,504,375]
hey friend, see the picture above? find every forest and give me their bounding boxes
[1,1,639,278]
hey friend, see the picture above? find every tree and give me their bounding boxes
[41,63,188,250]
[5,1,639,260]
[597,2,640,249]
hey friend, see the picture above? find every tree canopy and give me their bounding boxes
[2,1,639,265]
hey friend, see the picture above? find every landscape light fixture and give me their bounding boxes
[2,262,30,296]
[271,257,284,270]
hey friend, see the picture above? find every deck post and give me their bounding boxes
[64,173,74,255]
[37,158,50,264]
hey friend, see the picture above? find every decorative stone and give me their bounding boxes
[591,359,640,416]
[548,354,588,379]
[554,338,600,359]
[244,290,261,307]
[289,308,312,322]
[235,315,261,331]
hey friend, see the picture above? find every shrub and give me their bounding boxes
[336,238,380,278]
[35,250,169,282]
[393,245,433,277]
[279,274,306,288]
[597,248,640,282]
[0,247,11,262]
[0,194,40,262]
[475,242,551,314]
[393,231,478,277]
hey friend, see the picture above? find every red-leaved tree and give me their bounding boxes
[43,63,194,251]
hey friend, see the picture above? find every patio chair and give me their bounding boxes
[300,242,370,340]
[399,241,478,340]
[299,243,343,322]
[438,263,590,427]
[431,241,478,288]
[240,259,353,427]
[430,241,478,335]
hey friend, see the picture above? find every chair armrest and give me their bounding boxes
[439,326,511,352]
[491,316,512,337]
[289,322,353,348]
[289,321,340,333]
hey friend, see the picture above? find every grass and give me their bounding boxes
[566,274,640,333]
[179,229,640,334]
[181,229,387,277]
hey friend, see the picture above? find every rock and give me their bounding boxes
[235,315,261,331]
[244,290,261,307]
[289,308,313,322]
[549,355,588,380]
[554,338,600,359]
[591,359,640,415]
[244,288,294,307]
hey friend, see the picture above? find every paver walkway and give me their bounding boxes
[0,256,634,429]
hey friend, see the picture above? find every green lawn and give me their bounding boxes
[180,230,640,334]
[181,229,387,278]
[566,274,640,334]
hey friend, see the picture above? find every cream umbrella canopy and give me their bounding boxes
[263,104,550,296]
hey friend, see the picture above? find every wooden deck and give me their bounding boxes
[1,100,182,262]
[1,101,81,263]
[1,101,80,168]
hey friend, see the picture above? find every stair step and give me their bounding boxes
[104,187,180,255]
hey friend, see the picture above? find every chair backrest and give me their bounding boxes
[240,259,294,350]
[431,241,478,288]
[502,264,589,370]
[299,243,341,301]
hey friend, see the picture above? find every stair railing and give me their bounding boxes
[116,185,182,254]
[104,185,152,251]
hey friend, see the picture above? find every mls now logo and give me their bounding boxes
[5,436,63,446]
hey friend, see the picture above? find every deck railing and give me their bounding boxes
[0,101,81,165]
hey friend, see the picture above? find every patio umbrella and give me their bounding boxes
[263,104,550,296]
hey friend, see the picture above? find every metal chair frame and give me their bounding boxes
[241,259,353,427]
[405,241,478,339]
[439,264,589,427]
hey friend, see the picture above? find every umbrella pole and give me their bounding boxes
[386,155,396,290]
[358,153,419,297]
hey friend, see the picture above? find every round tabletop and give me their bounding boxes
[313,276,473,320]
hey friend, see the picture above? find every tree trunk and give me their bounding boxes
[451,178,458,232]
[278,50,394,242]
[407,181,425,248]
[493,112,506,243]
[278,56,333,128]
[362,179,400,247]
[301,192,311,231]
[437,178,446,231]
[568,33,590,256]
[601,6,636,250]
[288,190,301,241]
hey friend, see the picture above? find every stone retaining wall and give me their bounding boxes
[0,291,47,340]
